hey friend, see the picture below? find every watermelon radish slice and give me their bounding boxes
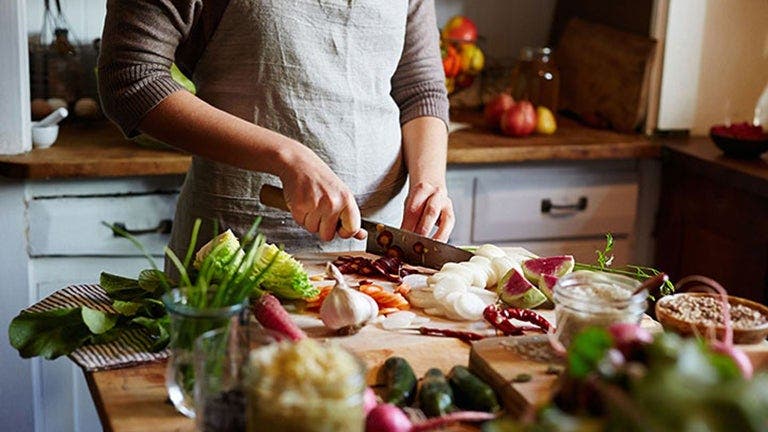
[538,274,559,302]
[522,255,575,284]
[497,268,547,309]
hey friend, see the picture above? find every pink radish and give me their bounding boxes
[366,404,496,432]
[676,275,753,379]
[251,292,307,341]
[608,323,653,360]
[363,387,378,416]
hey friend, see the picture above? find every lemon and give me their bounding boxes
[535,106,557,135]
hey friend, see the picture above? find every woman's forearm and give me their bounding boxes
[139,90,365,241]
[138,90,302,178]
[400,116,454,240]
[401,116,448,188]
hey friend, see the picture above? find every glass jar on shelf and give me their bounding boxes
[508,46,560,111]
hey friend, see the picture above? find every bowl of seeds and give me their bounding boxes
[656,292,768,344]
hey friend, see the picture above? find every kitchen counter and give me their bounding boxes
[662,137,768,198]
[0,113,659,180]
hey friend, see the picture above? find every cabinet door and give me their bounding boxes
[31,257,157,432]
[446,170,475,245]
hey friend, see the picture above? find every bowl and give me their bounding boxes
[655,292,768,344]
[710,123,768,159]
[31,122,59,149]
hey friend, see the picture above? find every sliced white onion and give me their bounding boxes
[439,263,475,285]
[475,244,507,259]
[469,255,497,287]
[491,256,518,281]
[411,316,431,325]
[401,274,429,290]
[381,311,417,329]
[432,275,468,301]
[459,261,488,287]
[468,285,499,304]
[406,290,440,309]
[453,292,487,321]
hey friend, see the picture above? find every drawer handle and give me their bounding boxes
[541,197,588,214]
[112,219,173,236]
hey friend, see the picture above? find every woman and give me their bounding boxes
[98,0,454,257]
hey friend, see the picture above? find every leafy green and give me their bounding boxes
[81,307,117,335]
[574,233,675,297]
[111,300,143,317]
[9,308,92,359]
[567,328,613,379]
[253,243,318,300]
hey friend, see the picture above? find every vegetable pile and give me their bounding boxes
[484,322,768,431]
[8,218,314,360]
[367,356,499,432]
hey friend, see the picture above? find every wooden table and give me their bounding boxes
[84,313,475,432]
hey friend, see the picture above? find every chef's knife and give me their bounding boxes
[259,185,473,269]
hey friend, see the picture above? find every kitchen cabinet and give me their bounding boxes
[655,140,768,304]
[447,160,643,266]
[0,175,183,432]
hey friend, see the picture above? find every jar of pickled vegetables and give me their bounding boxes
[246,339,366,432]
[553,271,647,346]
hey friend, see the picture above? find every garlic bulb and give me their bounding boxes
[320,263,379,334]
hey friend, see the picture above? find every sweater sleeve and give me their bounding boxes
[97,0,202,137]
[390,0,450,127]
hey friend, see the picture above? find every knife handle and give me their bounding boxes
[259,184,367,240]
[259,184,291,212]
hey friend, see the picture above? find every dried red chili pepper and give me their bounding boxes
[483,304,553,335]
[418,327,486,343]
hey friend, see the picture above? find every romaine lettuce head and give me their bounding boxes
[254,244,318,300]
[193,229,244,277]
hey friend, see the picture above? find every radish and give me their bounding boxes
[363,387,378,416]
[366,404,496,432]
[676,275,753,379]
[608,323,653,361]
[251,292,307,341]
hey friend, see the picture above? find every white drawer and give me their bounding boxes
[472,168,638,243]
[28,193,177,256]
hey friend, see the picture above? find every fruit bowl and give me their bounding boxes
[655,292,768,345]
[709,123,768,159]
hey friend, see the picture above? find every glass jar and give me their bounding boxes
[194,323,281,432]
[162,288,247,418]
[553,271,647,346]
[246,339,367,432]
[508,46,560,111]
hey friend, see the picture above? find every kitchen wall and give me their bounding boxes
[26,0,557,61]
[657,0,768,134]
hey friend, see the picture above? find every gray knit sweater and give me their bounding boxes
[97,0,449,137]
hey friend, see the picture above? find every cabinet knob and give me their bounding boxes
[541,197,588,214]
[111,219,173,236]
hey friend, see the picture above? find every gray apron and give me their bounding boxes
[169,0,410,258]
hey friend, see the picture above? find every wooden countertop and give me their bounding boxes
[0,122,191,180]
[662,137,768,198]
[0,113,659,180]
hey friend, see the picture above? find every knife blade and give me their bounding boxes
[360,219,473,269]
[259,185,473,268]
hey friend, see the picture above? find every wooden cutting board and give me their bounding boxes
[468,312,768,415]
[294,252,492,385]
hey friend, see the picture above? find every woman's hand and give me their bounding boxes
[401,181,455,242]
[278,145,367,242]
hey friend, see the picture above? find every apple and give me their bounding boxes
[500,101,537,137]
[483,94,515,128]
[441,15,478,43]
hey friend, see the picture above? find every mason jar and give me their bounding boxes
[246,340,367,432]
[553,271,647,346]
[162,288,247,418]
